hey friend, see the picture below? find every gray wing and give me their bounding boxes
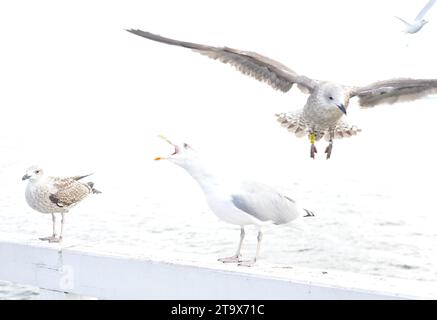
[350,78,437,107]
[394,16,412,26]
[49,177,92,207]
[231,181,301,225]
[126,29,318,93]
[416,0,436,21]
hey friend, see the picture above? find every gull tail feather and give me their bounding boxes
[303,208,315,217]
[74,173,94,181]
[282,207,316,234]
[86,182,102,194]
[328,122,362,140]
[276,111,308,138]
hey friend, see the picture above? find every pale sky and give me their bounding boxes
[0,0,436,211]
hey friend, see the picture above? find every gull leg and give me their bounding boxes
[218,227,245,263]
[49,213,65,243]
[239,230,263,267]
[325,140,333,159]
[309,133,317,159]
[325,132,334,159]
[39,213,58,242]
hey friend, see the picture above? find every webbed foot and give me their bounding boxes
[39,235,61,243]
[238,259,257,267]
[218,255,241,263]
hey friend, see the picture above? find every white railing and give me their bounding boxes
[0,232,434,300]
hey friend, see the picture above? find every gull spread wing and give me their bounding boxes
[49,177,92,207]
[126,29,318,93]
[394,16,413,27]
[415,0,436,21]
[231,181,301,225]
[350,78,437,107]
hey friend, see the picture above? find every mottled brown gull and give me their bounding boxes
[127,29,437,159]
[22,166,101,243]
[154,136,315,266]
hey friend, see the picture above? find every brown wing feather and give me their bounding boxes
[351,78,437,107]
[50,177,91,207]
[72,173,93,181]
[126,29,317,93]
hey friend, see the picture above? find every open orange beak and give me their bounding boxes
[154,135,175,161]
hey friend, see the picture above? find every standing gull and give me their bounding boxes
[395,0,436,34]
[154,136,315,266]
[127,29,437,159]
[22,166,101,243]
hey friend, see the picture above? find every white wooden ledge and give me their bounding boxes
[0,232,435,300]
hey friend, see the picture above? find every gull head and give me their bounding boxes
[154,135,197,166]
[322,84,348,116]
[22,165,44,182]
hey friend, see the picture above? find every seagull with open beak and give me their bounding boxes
[154,135,315,266]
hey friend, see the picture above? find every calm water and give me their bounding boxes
[1,104,437,299]
[0,281,38,300]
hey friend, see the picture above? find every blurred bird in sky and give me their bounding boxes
[395,0,436,34]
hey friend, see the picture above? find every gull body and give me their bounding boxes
[22,166,101,242]
[127,30,437,159]
[155,137,314,266]
[396,18,428,34]
[302,82,350,131]
[176,156,298,226]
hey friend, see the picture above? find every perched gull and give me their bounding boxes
[22,166,101,243]
[127,29,437,159]
[395,0,436,34]
[154,136,315,266]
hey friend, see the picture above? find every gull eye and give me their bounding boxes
[183,143,189,149]
[35,170,40,174]
[329,96,334,100]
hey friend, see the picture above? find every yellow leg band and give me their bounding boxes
[310,133,316,144]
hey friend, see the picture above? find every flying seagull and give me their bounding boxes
[154,136,315,266]
[395,0,436,34]
[127,29,437,159]
[22,166,101,243]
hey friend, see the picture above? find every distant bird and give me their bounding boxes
[154,136,315,266]
[127,30,437,159]
[22,166,101,243]
[395,0,436,34]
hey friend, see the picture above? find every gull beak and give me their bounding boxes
[22,174,31,181]
[337,104,347,115]
[155,135,175,161]
[157,134,174,145]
